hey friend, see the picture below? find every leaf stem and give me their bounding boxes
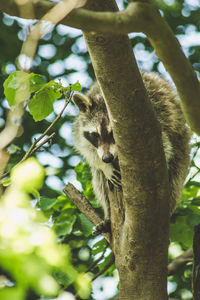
[92,253,115,282]
[86,241,109,273]
[0,89,72,179]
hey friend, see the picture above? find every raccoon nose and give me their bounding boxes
[102,153,114,163]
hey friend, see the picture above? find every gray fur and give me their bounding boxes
[73,72,190,219]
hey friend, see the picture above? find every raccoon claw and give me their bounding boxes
[113,169,121,179]
[110,169,122,189]
[93,219,111,235]
[108,177,121,191]
[108,180,114,191]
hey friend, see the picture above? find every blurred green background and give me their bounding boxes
[1,0,200,299]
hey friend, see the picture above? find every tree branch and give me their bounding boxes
[63,183,111,244]
[193,225,200,300]
[0,1,195,298]
[1,0,199,134]
[17,0,86,70]
[168,248,193,276]
[64,181,193,279]
[0,102,24,177]
[76,1,200,134]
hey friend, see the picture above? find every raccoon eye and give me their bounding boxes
[84,131,99,148]
[90,132,99,139]
[109,131,115,144]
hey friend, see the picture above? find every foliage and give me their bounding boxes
[4,71,81,121]
[0,0,200,299]
[0,68,112,299]
[0,157,81,300]
[0,72,91,299]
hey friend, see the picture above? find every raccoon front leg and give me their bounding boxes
[109,157,122,189]
[110,169,122,189]
[99,160,122,190]
[92,168,110,219]
[92,168,111,233]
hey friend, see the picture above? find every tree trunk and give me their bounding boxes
[82,1,170,299]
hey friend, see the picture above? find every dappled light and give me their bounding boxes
[0,0,200,299]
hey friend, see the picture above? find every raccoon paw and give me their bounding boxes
[110,169,122,189]
[108,179,114,191]
[93,219,111,235]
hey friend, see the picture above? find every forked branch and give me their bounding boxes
[1,0,200,134]
[63,183,111,244]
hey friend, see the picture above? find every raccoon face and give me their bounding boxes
[83,118,116,164]
[73,91,117,164]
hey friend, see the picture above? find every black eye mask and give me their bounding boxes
[84,131,99,148]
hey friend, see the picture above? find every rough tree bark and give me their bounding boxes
[81,1,170,300]
[1,0,200,134]
[1,1,197,299]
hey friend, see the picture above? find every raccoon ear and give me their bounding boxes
[73,93,93,112]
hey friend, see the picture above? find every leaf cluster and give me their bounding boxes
[1,3,200,299]
[4,71,81,121]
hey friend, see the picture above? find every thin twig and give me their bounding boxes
[22,92,72,162]
[0,132,56,179]
[86,242,109,273]
[185,144,200,185]
[26,132,56,157]
[187,169,200,185]
[92,253,115,282]
[0,91,72,179]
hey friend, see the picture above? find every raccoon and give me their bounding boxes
[73,72,190,222]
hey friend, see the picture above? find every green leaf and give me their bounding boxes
[40,197,57,211]
[11,157,45,192]
[55,209,76,225]
[0,287,25,300]
[30,188,40,201]
[1,178,11,187]
[3,72,48,107]
[55,270,74,287]
[53,195,73,211]
[75,273,91,299]
[7,144,21,155]
[53,211,76,236]
[170,214,200,247]
[77,214,93,237]
[75,162,92,189]
[92,238,107,255]
[3,71,31,106]
[54,218,76,236]
[185,180,200,188]
[190,197,200,206]
[97,252,114,273]
[66,82,82,92]
[57,195,68,201]
[75,162,98,206]
[181,183,199,202]
[29,73,46,92]
[28,81,62,121]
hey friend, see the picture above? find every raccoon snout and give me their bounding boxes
[102,153,114,163]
